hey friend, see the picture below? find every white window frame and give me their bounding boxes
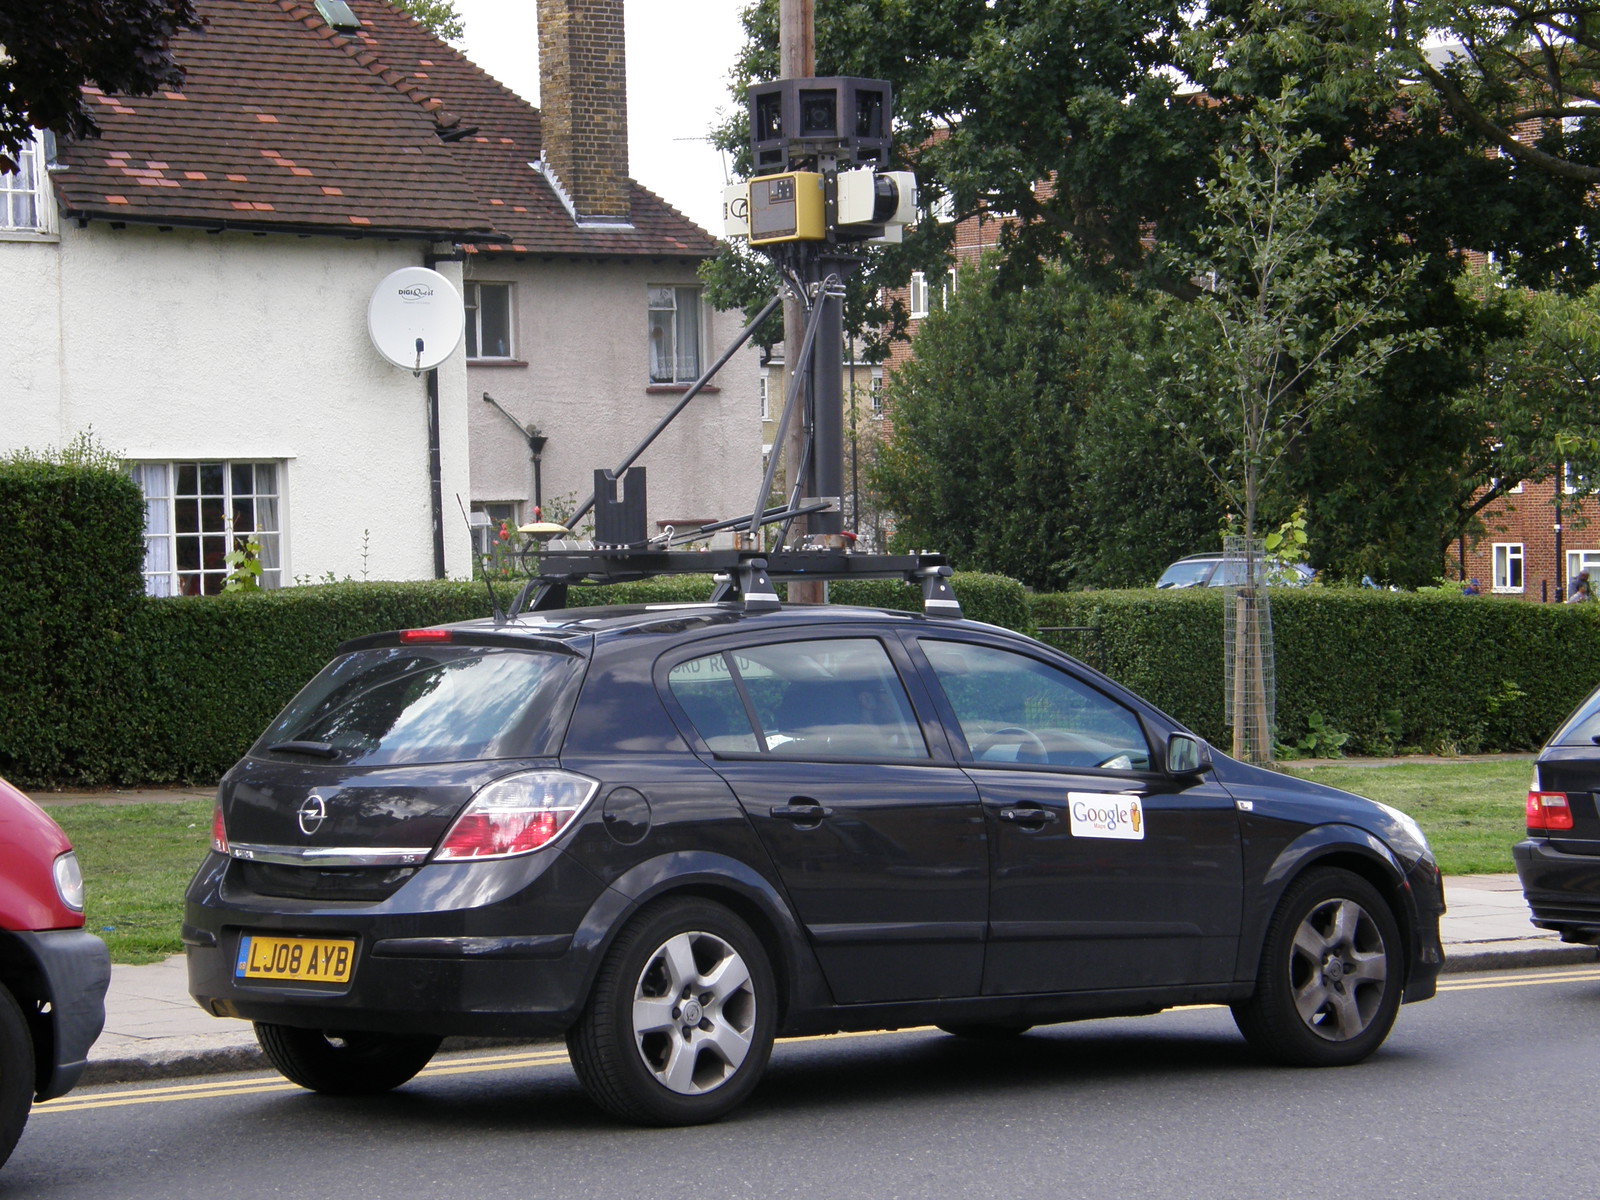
[1493,543,1525,594]
[942,266,958,309]
[869,367,884,414]
[1564,462,1594,496]
[648,284,704,385]
[470,501,521,561]
[464,281,514,360]
[1568,549,1600,586]
[759,370,771,421]
[1,132,56,237]
[909,270,930,319]
[132,461,283,596]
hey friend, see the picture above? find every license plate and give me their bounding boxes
[235,935,355,983]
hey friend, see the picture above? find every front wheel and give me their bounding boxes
[1232,867,1403,1067]
[567,898,776,1125]
[254,1024,441,1095]
[0,986,34,1168]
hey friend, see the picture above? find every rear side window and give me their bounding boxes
[668,638,927,759]
[254,646,584,766]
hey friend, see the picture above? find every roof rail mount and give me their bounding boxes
[508,548,961,619]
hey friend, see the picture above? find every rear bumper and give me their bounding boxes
[1514,838,1600,943]
[183,850,609,1038]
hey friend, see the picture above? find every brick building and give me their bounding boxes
[1454,473,1600,601]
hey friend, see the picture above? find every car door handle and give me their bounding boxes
[998,806,1058,827]
[770,802,834,821]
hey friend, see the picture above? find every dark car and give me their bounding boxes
[0,776,111,1167]
[185,596,1443,1125]
[1516,683,1600,941]
[1155,554,1316,589]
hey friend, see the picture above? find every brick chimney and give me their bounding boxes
[536,0,632,226]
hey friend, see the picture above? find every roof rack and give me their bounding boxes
[507,549,961,620]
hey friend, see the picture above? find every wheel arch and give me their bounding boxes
[1239,825,1415,987]
[570,851,831,1032]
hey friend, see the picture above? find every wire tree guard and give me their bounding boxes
[1222,535,1276,763]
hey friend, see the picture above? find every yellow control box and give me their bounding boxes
[747,172,827,245]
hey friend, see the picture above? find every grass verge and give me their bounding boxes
[46,800,214,965]
[1281,758,1530,875]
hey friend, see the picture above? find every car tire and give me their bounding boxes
[1232,867,1404,1067]
[0,986,34,1169]
[254,1023,442,1095]
[567,898,776,1126]
[936,1023,1033,1040]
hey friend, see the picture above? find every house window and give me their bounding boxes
[1569,550,1600,589]
[1493,543,1524,594]
[1,133,50,234]
[942,267,958,309]
[909,271,930,319]
[869,367,884,414]
[465,282,513,359]
[648,285,702,384]
[759,371,771,421]
[1563,463,1594,496]
[132,461,281,596]
[470,501,520,565]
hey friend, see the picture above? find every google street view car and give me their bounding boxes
[185,550,1443,1125]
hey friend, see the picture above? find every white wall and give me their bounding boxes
[464,256,763,541]
[0,224,473,583]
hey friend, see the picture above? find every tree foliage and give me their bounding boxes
[0,0,202,173]
[392,0,465,43]
[872,262,1220,589]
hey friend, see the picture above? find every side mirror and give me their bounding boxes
[1167,733,1212,776]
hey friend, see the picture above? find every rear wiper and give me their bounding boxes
[264,740,339,759]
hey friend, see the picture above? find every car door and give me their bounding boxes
[662,632,987,1004]
[908,634,1243,996]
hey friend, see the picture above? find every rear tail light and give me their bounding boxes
[212,804,230,853]
[400,629,454,644]
[434,770,599,861]
[1527,791,1574,832]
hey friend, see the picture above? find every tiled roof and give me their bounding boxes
[51,0,716,258]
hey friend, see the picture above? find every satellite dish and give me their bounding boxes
[367,267,465,373]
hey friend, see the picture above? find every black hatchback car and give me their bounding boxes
[1517,682,1600,942]
[186,594,1443,1124]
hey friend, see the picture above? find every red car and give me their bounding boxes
[0,777,110,1167]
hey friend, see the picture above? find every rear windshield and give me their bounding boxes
[1550,684,1600,747]
[253,646,585,766]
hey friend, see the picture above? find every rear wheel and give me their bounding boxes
[0,986,34,1168]
[1232,867,1403,1067]
[567,898,776,1125]
[254,1024,441,1095]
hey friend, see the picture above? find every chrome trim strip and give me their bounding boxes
[227,843,432,868]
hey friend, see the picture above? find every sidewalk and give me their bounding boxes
[76,872,1595,1088]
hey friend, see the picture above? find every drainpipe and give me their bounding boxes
[424,247,464,579]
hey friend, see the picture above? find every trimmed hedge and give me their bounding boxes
[4,570,1031,788]
[0,459,146,785]
[1030,588,1600,754]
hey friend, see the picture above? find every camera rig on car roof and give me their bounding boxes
[501,76,946,619]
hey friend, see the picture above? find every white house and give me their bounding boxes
[0,0,760,594]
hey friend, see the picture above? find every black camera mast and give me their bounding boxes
[509,14,949,619]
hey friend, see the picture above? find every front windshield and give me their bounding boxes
[1156,560,1216,588]
[254,646,584,766]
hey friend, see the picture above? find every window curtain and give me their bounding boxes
[131,463,172,596]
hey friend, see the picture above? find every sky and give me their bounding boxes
[450,0,751,235]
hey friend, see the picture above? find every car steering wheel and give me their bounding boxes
[972,726,1049,764]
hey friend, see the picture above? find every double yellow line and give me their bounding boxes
[37,969,1600,1115]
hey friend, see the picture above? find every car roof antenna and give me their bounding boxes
[456,495,507,624]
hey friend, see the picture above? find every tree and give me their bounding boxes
[393,0,465,43]
[1393,0,1600,187]
[1163,87,1431,548]
[0,0,202,173]
[872,261,1220,589]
